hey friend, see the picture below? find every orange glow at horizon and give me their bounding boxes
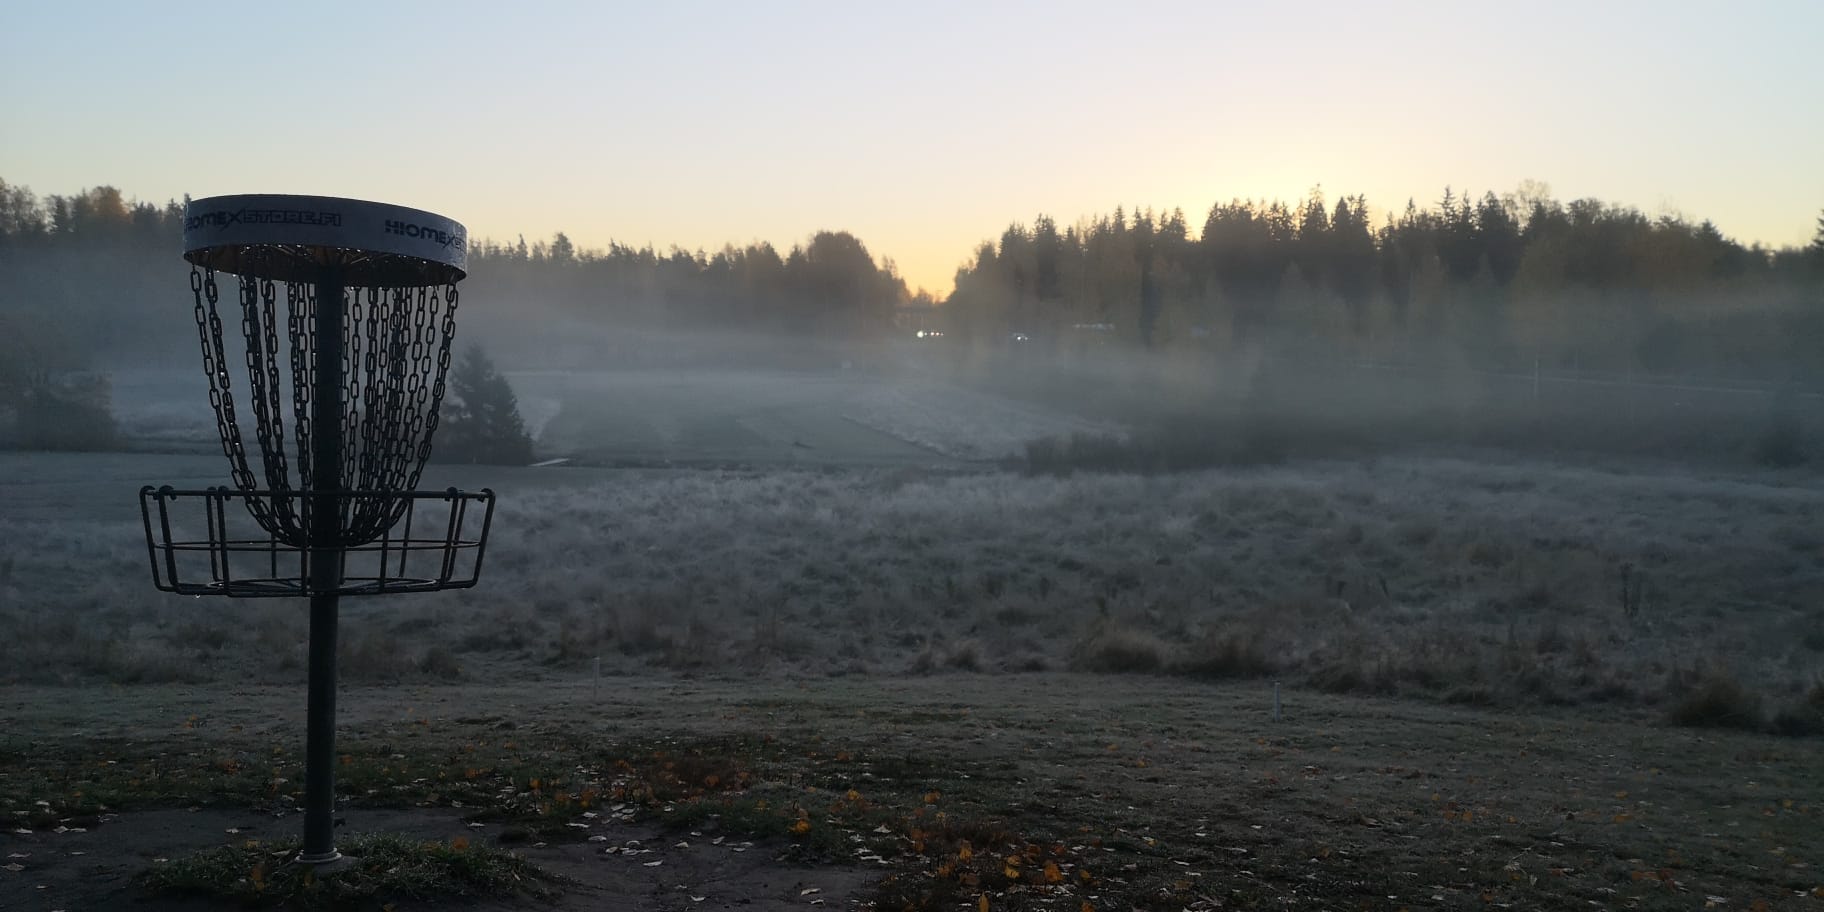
[1,2,1818,298]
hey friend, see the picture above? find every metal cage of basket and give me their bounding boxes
[140,194,499,868]
[140,486,495,597]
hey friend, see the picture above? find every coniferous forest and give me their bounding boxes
[2,177,1821,387]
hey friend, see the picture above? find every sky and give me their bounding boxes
[2,0,1820,295]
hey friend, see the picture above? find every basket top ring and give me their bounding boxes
[183,194,467,287]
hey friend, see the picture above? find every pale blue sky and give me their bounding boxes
[3,0,1819,292]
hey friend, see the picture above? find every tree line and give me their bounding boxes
[0,178,915,379]
[948,186,1824,378]
[3,177,1822,382]
[462,230,915,340]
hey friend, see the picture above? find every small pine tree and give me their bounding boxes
[435,345,533,465]
[13,372,118,451]
[1810,210,1824,277]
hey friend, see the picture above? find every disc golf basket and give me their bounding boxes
[139,194,496,866]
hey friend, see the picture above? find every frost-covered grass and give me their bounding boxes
[4,451,1823,727]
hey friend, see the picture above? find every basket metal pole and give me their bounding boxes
[299,271,345,867]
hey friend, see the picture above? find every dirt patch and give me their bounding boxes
[0,807,874,911]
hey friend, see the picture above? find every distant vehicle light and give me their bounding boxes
[916,330,944,339]
[1010,332,1032,343]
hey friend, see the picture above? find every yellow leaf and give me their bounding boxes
[1003,864,1020,879]
[451,836,470,851]
[1079,867,1092,883]
[1081,904,1095,912]
[1043,861,1064,883]
[790,819,811,835]
[846,789,862,802]
[704,775,719,788]
[958,842,973,861]
[978,896,989,912]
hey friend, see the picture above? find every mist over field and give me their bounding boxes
[3,179,1824,682]
[3,179,1824,911]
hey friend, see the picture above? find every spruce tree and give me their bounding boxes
[436,345,534,465]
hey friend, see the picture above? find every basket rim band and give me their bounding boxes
[183,194,467,286]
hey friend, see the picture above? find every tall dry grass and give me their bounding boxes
[3,454,1822,729]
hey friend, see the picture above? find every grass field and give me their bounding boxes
[4,446,1822,721]
[2,675,1819,910]
[3,366,1823,908]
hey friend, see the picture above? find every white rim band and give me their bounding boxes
[183,194,467,286]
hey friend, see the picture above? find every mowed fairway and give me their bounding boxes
[531,369,948,466]
[519,368,1116,466]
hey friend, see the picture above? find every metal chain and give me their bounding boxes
[189,261,464,549]
[409,282,458,490]
[340,286,363,500]
[247,275,304,541]
[190,266,294,542]
[288,280,313,498]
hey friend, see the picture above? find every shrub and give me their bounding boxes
[419,646,463,680]
[1174,629,1273,679]
[11,373,118,451]
[1769,678,1824,737]
[1667,670,1764,731]
[1070,625,1166,673]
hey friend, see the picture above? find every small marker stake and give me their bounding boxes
[593,655,601,698]
[1272,681,1282,722]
